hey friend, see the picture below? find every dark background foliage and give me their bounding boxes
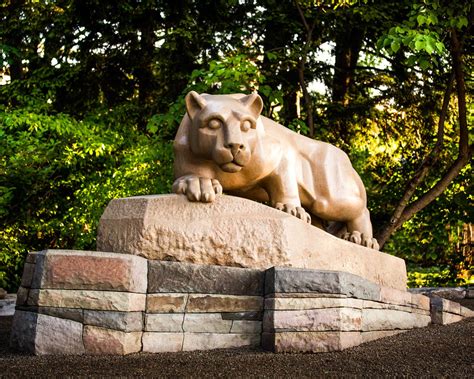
[1,0,472,291]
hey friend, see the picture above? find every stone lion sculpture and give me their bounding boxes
[173,91,379,250]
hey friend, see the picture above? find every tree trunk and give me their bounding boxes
[376,29,472,248]
[295,1,316,138]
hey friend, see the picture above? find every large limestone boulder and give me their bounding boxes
[97,194,407,290]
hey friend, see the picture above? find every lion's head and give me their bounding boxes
[185,91,264,173]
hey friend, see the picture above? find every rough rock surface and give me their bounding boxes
[97,194,407,290]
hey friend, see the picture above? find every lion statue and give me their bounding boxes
[172,91,379,250]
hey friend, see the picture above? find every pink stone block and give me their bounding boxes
[33,250,147,293]
[83,326,142,355]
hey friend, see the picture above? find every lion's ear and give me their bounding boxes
[239,93,263,117]
[185,91,207,119]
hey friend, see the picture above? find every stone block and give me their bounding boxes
[27,289,146,312]
[142,332,184,353]
[221,311,263,321]
[262,331,361,353]
[410,294,431,311]
[16,286,29,306]
[84,310,143,332]
[265,267,380,301]
[430,297,461,315]
[183,313,232,333]
[25,252,38,264]
[0,295,16,316]
[146,293,188,313]
[20,263,35,288]
[362,309,430,331]
[264,308,362,332]
[98,195,407,290]
[145,313,184,332]
[265,297,363,311]
[16,306,84,323]
[10,310,37,353]
[83,326,142,355]
[10,311,85,355]
[460,306,474,318]
[361,330,406,343]
[431,312,464,325]
[186,294,263,313]
[361,300,430,316]
[30,250,147,293]
[182,333,260,351]
[148,260,263,296]
[379,286,412,307]
[230,320,262,334]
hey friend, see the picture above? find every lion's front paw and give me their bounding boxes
[342,231,379,250]
[172,175,223,202]
[275,202,311,224]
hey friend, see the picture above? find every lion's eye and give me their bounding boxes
[208,119,222,129]
[241,120,253,132]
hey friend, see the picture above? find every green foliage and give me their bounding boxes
[1,0,471,292]
[0,107,173,292]
[407,265,471,288]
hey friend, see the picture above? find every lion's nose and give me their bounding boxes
[225,143,245,156]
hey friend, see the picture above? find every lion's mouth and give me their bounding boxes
[220,161,244,173]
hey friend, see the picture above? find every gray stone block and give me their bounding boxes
[10,310,37,353]
[10,310,85,354]
[148,260,264,296]
[16,305,84,323]
[265,267,380,301]
[84,310,143,332]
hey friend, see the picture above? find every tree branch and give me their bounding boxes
[376,28,471,247]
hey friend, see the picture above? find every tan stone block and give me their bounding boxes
[460,306,474,318]
[263,331,361,353]
[410,294,430,311]
[264,308,362,332]
[97,195,407,290]
[142,332,184,353]
[183,313,232,333]
[146,293,188,313]
[83,326,142,355]
[21,263,35,288]
[362,309,430,331]
[145,313,184,332]
[265,297,363,311]
[27,289,146,312]
[432,312,464,325]
[16,287,29,306]
[361,330,407,344]
[379,286,412,307]
[33,250,147,293]
[230,320,262,334]
[182,333,260,351]
[186,294,262,313]
[362,300,430,315]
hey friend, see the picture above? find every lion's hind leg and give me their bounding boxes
[342,208,379,250]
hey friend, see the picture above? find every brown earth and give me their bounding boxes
[1,313,473,378]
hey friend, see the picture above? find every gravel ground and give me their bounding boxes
[1,314,473,378]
